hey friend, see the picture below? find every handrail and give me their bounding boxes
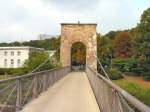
[0,66,71,112]
[87,66,150,112]
[0,66,69,84]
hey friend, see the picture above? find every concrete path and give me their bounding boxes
[21,72,100,112]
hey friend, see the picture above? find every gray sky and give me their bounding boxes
[0,0,150,42]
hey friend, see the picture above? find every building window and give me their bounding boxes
[17,59,21,67]
[4,51,7,56]
[11,51,14,56]
[10,59,14,68]
[17,51,21,56]
[4,59,7,67]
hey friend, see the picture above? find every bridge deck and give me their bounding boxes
[21,72,100,112]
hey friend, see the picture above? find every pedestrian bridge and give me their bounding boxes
[21,72,100,112]
[0,66,149,112]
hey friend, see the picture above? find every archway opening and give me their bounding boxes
[71,42,86,71]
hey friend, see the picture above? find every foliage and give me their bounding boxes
[104,31,119,40]
[113,32,132,58]
[24,51,50,72]
[97,34,113,67]
[131,8,150,80]
[112,58,139,73]
[114,79,150,106]
[71,42,86,66]
[144,74,150,81]
[138,8,150,33]
[107,68,123,80]
[0,68,26,76]
[76,49,82,64]
[0,37,60,51]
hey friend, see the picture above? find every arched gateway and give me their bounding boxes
[60,23,97,70]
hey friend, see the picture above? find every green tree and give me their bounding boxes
[24,51,49,72]
[131,8,150,80]
[97,34,113,66]
[138,8,150,33]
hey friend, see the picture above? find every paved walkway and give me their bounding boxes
[21,72,100,112]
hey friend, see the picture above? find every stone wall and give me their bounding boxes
[60,23,97,69]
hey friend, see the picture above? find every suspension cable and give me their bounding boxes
[91,34,111,80]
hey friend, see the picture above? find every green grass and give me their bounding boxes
[0,75,12,80]
[114,79,150,106]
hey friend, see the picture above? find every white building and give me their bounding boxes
[0,46,45,68]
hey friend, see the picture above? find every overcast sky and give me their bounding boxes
[0,0,150,42]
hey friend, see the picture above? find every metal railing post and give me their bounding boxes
[32,75,38,99]
[16,79,22,111]
[42,74,47,91]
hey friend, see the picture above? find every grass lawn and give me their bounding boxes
[0,75,12,80]
[114,75,150,107]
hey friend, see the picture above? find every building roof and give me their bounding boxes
[0,46,45,51]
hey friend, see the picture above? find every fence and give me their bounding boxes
[86,66,150,112]
[0,66,70,112]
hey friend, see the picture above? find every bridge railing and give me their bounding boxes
[86,66,150,112]
[0,66,71,112]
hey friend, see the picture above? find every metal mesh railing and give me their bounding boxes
[86,66,150,112]
[0,66,71,112]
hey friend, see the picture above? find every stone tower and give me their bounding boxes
[60,23,97,70]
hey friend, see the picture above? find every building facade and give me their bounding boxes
[0,46,44,68]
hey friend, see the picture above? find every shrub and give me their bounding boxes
[0,68,6,75]
[0,68,27,76]
[144,72,150,81]
[112,58,145,76]
[107,68,123,80]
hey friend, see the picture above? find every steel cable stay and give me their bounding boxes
[22,80,34,106]
[0,82,17,94]
[0,84,17,112]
